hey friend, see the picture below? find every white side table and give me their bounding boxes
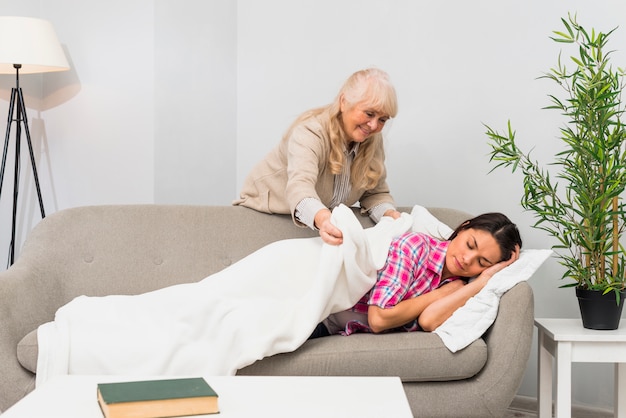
[535,318,626,418]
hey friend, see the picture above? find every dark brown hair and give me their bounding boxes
[448,212,522,262]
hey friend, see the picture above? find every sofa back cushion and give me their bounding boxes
[20,205,470,306]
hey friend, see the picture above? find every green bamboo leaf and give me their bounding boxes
[562,17,575,38]
[553,31,573,40]
[552,37,575,44]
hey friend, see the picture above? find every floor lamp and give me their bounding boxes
[0,16,69,266]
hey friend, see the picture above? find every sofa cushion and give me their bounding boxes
[19,328,487,381]
[239,331,488,382]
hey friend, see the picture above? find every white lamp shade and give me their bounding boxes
[0,16,70,74]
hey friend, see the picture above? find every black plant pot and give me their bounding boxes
[576,287,626,330]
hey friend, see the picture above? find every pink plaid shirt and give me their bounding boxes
[343,231,459,335]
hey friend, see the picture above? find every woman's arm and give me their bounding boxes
[417,276,490,332]
[417,249,520,331]
[367,280,465,333]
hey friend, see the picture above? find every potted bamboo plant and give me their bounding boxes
[485,13,626,330]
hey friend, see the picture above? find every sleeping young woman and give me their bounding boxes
[310,212,522,338]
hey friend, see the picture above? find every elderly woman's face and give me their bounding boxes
[340,98,389,143]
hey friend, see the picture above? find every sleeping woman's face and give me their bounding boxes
[443,228,503,279]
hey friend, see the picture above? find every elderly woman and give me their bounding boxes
[234,68,401,245]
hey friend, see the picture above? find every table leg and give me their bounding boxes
[538,330,553,418]
[555,341,572,418]
[617,363,625,418]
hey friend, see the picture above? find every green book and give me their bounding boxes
[97,377,219,418]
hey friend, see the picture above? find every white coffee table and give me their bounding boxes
[535,318,626,418]
[3,375,413,417]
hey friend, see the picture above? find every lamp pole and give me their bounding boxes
[0,16,69,266]
[0,63,46,266]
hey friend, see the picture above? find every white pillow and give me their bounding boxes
[410,205,454,239]
[434,249,552,352]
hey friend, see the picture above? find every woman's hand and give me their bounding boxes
[314,208,343,245]
[383,209,402,219]
[475,245,521,284]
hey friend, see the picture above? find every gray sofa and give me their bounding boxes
[0,205,534,417]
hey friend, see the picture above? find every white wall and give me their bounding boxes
[0,0,624,410]
[154,0,236,204]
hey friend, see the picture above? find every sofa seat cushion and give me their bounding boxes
[19,328,487,381]
[239,331,487,382]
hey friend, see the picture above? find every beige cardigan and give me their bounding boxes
[233,115,395,225]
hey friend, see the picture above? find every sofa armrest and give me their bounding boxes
[0,263,48,413]
[400,281,534,417]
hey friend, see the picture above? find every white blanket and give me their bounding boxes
[36,205,414,387]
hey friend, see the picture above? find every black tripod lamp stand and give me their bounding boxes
[0,16,69,266]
